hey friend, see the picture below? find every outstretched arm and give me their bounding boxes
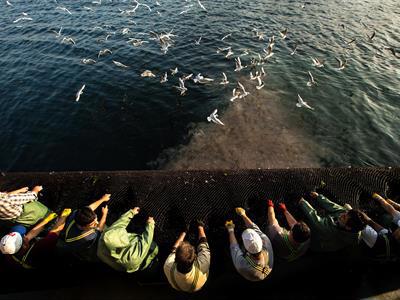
[372,193,398,217]
[98,205,108,232]
[281,205,298,229]
[385,198,400,212]
[24,212,58,242]
[172,232,186,250]
[267,200,278,226]
[88,194,111,211]
[7,187,29,195]
[311,192,345,213]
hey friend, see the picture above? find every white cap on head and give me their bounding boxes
[242,229,263,254]
[0,232,23,254]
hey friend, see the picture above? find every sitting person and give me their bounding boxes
[266,200,310,261]
[299,191,366,252]
[0,224,28,255]
[164,220,210,293]
[225,207,273,281]
[371,193,400,240]
[0,185,50,226]
[2,209,70,269]
[97,207,158,273]
[60,194,110,262]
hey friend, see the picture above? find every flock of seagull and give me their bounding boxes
[5,0,400,128]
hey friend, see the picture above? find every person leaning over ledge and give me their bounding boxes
[0,185,50,226]
[2,209,71,270]
[59,194,110,262]
[97,207,158,273]
[164,220,211,293]
[225,207,273,281]
[266,200,311,262]
[299,192,366,252]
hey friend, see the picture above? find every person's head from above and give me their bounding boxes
[75,207,98,229]
[242,228,263,258]
[0,232,23,255]
[175,241,196,273]
[338,209,365,232]
[291,221,311,243]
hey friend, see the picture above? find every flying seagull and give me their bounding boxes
[219,72,229,85]
[280,28,288,39]
[307,71,316,86]
[296,94,314,110]
[141,70,156,77]
[335,57,347,70]
[113,60,129,68]
[311,57,324,68]
[174,77,187,95]
[207,109,224,126]
[98,49,112,58]
[160,72,168,83]
[256,76,265,90]
[75,84,86,102]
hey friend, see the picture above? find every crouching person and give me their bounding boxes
[164,220,210,293]
[0,186,50,226]
[1,209,71,269]
[97,207,158,273]
[225,207,273,281]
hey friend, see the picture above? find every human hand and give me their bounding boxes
[43,212,58,223]
[32,186,43,194]
[131,207,140,215]
[310,192,319,199]
[372,193,384,201]
[235,207,246,216]
[225,220,235,232]
[101,194,111,202]
[18,187,29,193]
[147,217,155,224]
[278,203,287,212]
[267,199,274,207]
[102,205,109,215]
[61,208,72,218]
[359,211,371,223]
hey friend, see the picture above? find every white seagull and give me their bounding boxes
[296,94,314,110]
[98,49,112,58]
[207,109,224,126]
[56,6,72,15]
[174,78,187,95]
[256,76,265,90]
[160,72,168,83]
[230,88,241,102]
[335,57,347,70]
[311,57,324,68]
[141,70,156,77]
[219,72,229,85]
[238,82,249,98]
[170,67,178,75]
[113,60,129,68]
[194,36,202,45]
[234,57,245,72]
[280,28,288,39]
[221,33,232,41]
[307,71,316,86]
[75,84,86,102]
[81,58,96,64]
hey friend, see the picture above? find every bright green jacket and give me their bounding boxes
[300,194,360,252]
[97,210,158,273]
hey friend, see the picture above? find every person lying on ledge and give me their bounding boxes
[164,220,210,293]
[0,185,50,226]
[59,194,110,262]
[371,193,400,243]
[299,192,366,252]
[225,207,273,281]
[2,209,71,269]
[266,200,311,261]
[97,207,158,273]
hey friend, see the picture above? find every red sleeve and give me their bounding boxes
[29,232,59,264]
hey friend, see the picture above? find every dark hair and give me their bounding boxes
[346,209,366,232]
[175,241,196,274]
[292,221,311,243]
[75,207,96,227]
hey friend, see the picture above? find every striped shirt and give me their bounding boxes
[0,192,38,220]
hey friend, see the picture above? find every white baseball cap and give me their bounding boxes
[242,229,263,254]
[0,232,23,254]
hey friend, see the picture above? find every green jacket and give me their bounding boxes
[300,194,360,252]
[97,210,158,273]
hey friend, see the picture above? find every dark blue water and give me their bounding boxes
[0,0,399,171]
